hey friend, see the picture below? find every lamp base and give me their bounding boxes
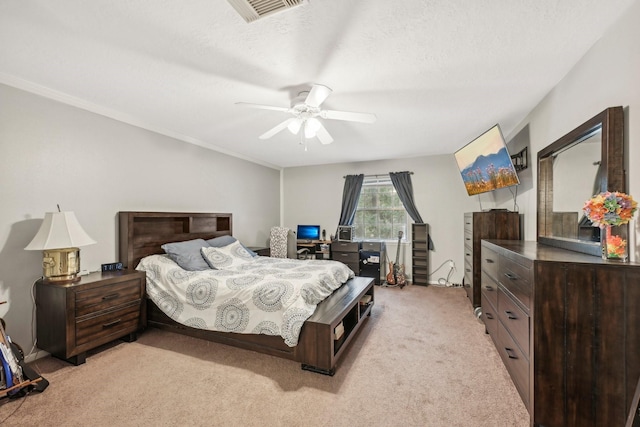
[42,247,82,284]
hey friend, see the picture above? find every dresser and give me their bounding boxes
[35,270,146,365]
[481,239,640,427]
[463,211,520,310]
[331,241,361,275]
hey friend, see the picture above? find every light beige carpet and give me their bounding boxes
[0,285,529,426]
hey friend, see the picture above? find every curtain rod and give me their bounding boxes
[343,172,413,178]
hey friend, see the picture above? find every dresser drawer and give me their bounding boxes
[481,272,499,308]
[464,261,473,286]
[75,301,140,347]
[464,246,473,267]
[499,256,532,309]
[498,288,530,358]
[333,251,360,264]
[332,242,360,252]
[482,297,499,338]
[496,320,530,406]
[75,279,142,317]
[481,246,499,280]
[463,213,473,233]
[464,230,473,247]
[343,262,360,275]
[361,241,383,251]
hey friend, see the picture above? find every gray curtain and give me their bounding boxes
[389,171,434,250]
[338,174,364,227]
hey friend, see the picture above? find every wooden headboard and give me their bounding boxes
[118,211,233,269]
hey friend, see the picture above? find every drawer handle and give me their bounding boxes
[505,347,518,359]
[465,237,471,241]
[505,310,518,320]
[484,285,494,292]
[485,312,494,320]
[102,318,122,328]
[465,268,471,273]
[102,293,120,301]
[504,272,518,280]
[485,258,495,264]
[465,252,471,256]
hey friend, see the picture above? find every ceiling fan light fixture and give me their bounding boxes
[304,118,321,138]
[288,118,302,135]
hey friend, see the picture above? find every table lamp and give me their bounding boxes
[25,210,96,283]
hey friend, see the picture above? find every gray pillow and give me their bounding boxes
[206,235,258,257]
[161,238,211,271]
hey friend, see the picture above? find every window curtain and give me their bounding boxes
[337,174,364,227]
[389,171,434,250]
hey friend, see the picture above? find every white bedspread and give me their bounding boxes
[136,255,354,346]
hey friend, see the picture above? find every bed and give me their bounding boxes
[118,211,374,375]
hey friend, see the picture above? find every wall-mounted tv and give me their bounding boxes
[297,224,321,240]
[454,124,520,196]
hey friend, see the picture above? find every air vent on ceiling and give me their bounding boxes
[227,0,305,23]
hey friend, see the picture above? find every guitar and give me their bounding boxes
[386,231,406,288]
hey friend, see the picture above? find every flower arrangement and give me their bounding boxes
[583,191,637,227]
[583,191,637,261]
[604,233,627,258]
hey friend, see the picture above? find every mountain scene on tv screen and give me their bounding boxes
[461,147,519,195]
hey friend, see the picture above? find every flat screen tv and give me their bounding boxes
[454,124,520,196]
[297,225,321,240]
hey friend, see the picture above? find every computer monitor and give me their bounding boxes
[297,225,321,241]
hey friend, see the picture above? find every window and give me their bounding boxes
[353,176,408,241]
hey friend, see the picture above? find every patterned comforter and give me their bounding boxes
[136,254,354,346]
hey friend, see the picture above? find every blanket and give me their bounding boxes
[136,254,354,346]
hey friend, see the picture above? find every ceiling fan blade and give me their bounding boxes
[305,84,332,108]
[259,118,297,140]
[321,109,377,124]
[315,122,334,145]
[236,102,290,113]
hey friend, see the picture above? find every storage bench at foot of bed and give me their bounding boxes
[145,276,374,376]
[298,276,374,376]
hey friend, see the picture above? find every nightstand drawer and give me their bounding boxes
[75,301,140,346]
[75,279,142,317]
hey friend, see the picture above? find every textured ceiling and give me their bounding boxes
[0,0,636,169]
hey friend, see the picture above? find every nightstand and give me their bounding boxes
[35,270,146,365]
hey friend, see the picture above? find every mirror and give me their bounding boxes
[537,107,625,256]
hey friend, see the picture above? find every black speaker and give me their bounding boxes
[322,229,326,240]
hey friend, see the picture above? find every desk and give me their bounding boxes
[297,240,331,259]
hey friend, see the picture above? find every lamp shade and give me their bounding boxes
[25,211,96,250]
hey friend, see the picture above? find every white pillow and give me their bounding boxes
[201,241,254,269]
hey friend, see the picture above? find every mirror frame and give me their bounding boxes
[537,106,625,256]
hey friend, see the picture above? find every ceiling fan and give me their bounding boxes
[236,84,377,145]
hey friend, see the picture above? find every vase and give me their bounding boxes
[602,224,629,262]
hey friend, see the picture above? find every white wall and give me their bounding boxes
[283,0,640,285]
[503,0,640,257]
[0,83,281,355]
[283,156,487,285]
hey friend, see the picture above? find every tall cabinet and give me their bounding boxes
[411,223,429,286]
[463,211,520,309]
